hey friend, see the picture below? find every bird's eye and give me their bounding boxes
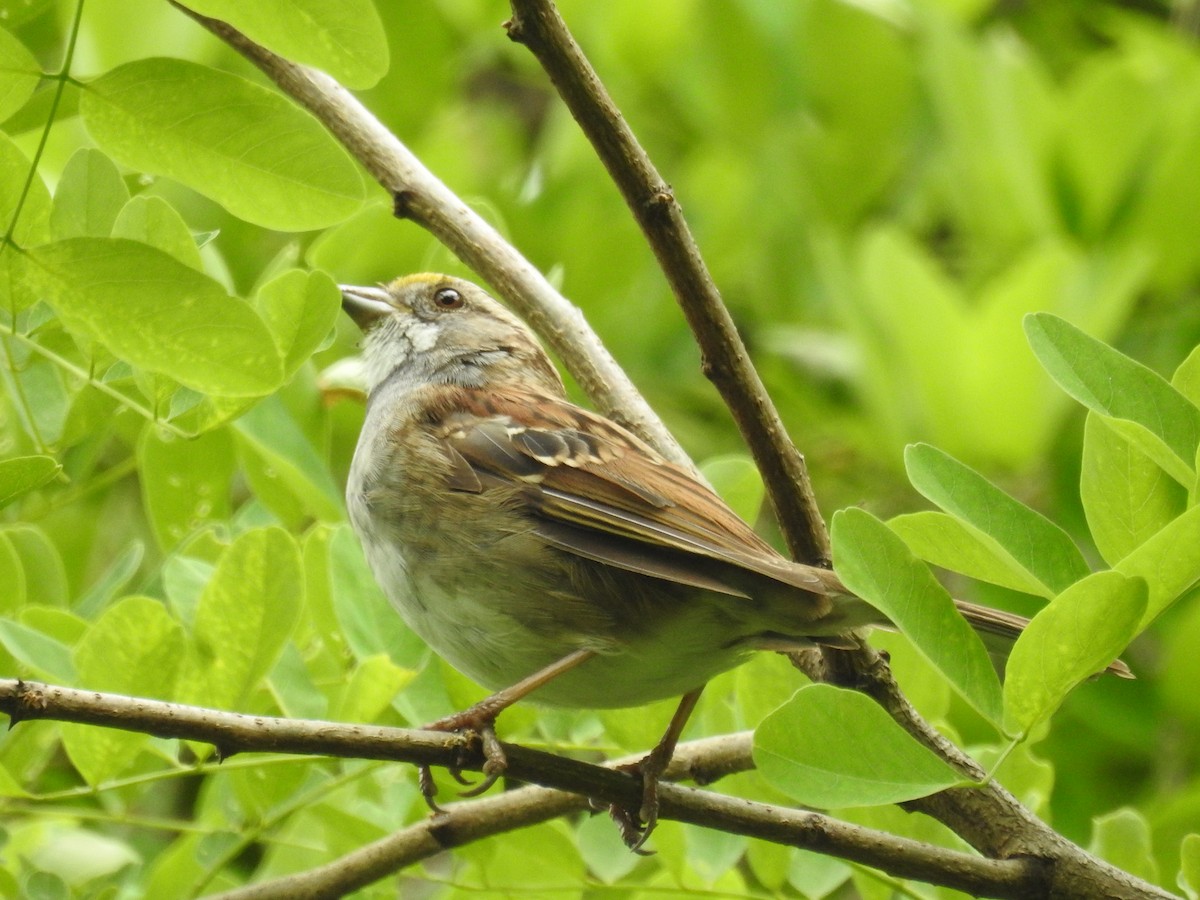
[433,288,463,309]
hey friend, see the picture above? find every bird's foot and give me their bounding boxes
[417,704,509,811]
[608,739,675,854]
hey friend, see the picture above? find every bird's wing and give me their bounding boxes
[423,385,829,605]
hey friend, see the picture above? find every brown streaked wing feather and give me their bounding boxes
[536,519,754,599]
[430,385,827,598]
[443,445,483,493]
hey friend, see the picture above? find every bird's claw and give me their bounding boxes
[607,751,667,853]
[458,768,502,798]
[608,802,654,856]
[417,709,508,810]
[417,764,445,813]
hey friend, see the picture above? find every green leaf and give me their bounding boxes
[0,132,51,310]
[22,827,139,888]
[233,396,343,524]
[0,618,75,681]
[10,354,70,447]
[920,15,1053,256]
[1115,503,1200,629]
[178,527,303,710]
[1181,834,1200,900]
[457,823,584,893]
[1003,571,1145,737]
[1089,808,1159,886]
[49,149,129,240]
[1081,413,1187,566]
[1060,55,1160,237]
[832,508,1002,724]
[0,531,24,613]
[905,443,1090,594]
[0,26,41,123]
[0,134,46,239]
[700,454,765,524]
[687,826,748,884]
[138,427,234,550]
[268,642,326,720]
[1175,345,1200,408]
[61,596,184,784]
[0,455,59,508]
[850,228,966,450]
[972,742,1055,815]
[328,524,425,668]
[753,683,966,807]
[166,394,259,436]
[300,524,341,651]
[1098,417,1195,488]
[1026,312,1200,473]
[5,524,68,607]
[845,232,1142,469]
[22,237,283,396]
[253,269,341,378]
[22,605,87,647]
[0,760,27,797]
[75,541,144,619]
[331,653,415,724]
[0,1,52,28]
[80,58,364,231]
[112,195,203,270]
[183,0,389,89]
[305,196,427,278]
[162,555,213,629]
[788,848,852,900]
[600,696,686,755]
[577,812,640,885]
[888,510,1049,596]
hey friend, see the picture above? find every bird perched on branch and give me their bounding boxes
[341,273,1127,848]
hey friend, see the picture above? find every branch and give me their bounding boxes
[0,680,1040,900]
[167,1,697,475]
[211,783,1038,900]
[505,0,829,565]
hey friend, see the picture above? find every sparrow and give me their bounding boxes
[340,273,1127,847]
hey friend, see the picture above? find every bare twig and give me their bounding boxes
[211,783,1040,900]
[167,2,697,475]
[505,0,829,566]
[1,680,1042,900]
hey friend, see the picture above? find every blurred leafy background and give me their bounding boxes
[1,0,1199,896]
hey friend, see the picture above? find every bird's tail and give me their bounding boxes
[954,599,1134,679]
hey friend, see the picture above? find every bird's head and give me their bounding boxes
[340,273,564,395]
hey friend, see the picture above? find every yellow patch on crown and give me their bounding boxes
[390,272,454,290]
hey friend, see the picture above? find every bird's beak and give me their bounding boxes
[339,284,394,330]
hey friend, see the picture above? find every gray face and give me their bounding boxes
[341,274,562,395]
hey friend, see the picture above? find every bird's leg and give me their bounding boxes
[418,648,596,809]
[610,686,704,852]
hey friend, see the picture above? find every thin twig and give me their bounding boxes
[167,1,697,476]
[211,784,1040,900]
[505,0,829,566]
